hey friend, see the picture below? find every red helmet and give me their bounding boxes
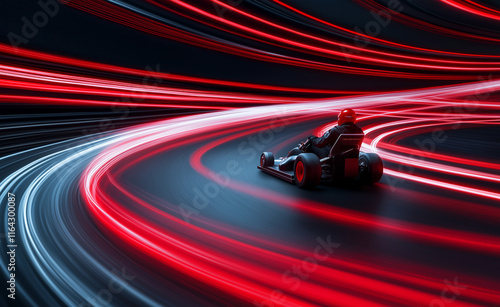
[338,109,356,125]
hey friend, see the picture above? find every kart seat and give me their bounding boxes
[328,133,364,178]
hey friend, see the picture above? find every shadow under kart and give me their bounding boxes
[257,134,383,189]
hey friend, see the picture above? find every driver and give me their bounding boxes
[279,109,363,170]
[309,108,363,159]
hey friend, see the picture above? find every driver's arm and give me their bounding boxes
[313,127,341,148]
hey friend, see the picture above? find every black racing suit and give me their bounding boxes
[310,122,363,158]
[279,122,363,171]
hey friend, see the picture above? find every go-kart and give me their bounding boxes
[257,133,383,189]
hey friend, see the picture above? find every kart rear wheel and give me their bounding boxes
[260,152,274,167]
[359,153,383,184]
[294,153,321,189]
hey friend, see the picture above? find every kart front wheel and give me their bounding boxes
[260,152,274,167]
[294,153,321,189]
[359,153,383,184]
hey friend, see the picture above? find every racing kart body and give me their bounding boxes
[257,133,383,189]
